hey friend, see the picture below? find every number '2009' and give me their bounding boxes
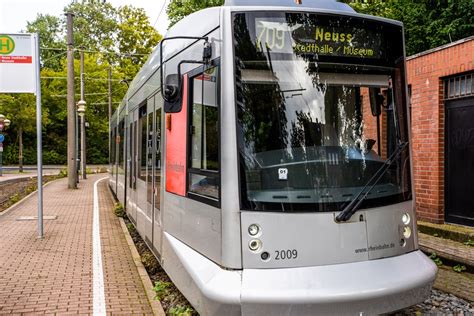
[275,249,298,260]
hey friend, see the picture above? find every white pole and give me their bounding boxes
[34,33,43,239]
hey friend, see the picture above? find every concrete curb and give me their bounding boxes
[0,176,64,218]
[118,217,166,316]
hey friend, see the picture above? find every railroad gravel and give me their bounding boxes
[398,289,473,314]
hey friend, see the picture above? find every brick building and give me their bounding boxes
[406,36,474,227]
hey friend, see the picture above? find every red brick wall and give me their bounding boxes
[406,39,474,223]
[361,88,388,159]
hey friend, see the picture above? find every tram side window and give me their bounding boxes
[128,122,133,188]
[138,106,147,182]
[118,122,124,172]
[188,66,220,201]
[147,112,153,204]
[110,128,115,176]
[154,104,162,212]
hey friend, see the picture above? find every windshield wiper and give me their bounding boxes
[335,141,409,222]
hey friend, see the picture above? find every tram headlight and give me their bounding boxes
[402,213,411,225]
[249,239,262,252]
[403,226,412,239]
[248,224,260,236]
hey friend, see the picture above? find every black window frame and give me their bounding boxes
[186,58,221,208]
[138,104,148,183]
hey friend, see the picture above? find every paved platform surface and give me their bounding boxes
[0,175,154,314]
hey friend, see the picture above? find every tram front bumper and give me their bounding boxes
[163,233,436,315]
[241,250,437,315]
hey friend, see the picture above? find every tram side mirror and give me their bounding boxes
[369,87,384,116]
[164,74,182,113]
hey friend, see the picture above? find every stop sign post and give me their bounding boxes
[0,33,44,238]
[0,116,7,176]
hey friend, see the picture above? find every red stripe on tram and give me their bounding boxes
[165,74,188,196]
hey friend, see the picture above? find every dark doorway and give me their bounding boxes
[445,97,474,226]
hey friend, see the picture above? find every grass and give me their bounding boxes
[429,252,443,266]
[153,281,172,301]
[464,239,474,247]
[168,305,194,316]
[122,215,196,315]
[452,264,467,273]
[113,203,125,217]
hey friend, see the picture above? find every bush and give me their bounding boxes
[114,203,125,217]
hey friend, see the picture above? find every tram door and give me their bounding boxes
[127,109,138,223]
[152,93,163,255]
[136,104,150,238]
[143,98,155,245]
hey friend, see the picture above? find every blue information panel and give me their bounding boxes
[0,134,4,143]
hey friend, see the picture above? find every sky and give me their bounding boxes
[0,0,170,35]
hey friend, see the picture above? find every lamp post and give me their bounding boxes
[0,114,11,176]
[77,100,87,179]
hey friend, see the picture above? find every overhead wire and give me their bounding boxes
[153,0,168,28]
[41,51,68,63]
[40,46,148,57]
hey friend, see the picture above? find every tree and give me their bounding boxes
[116,5,162,77]
[167,0,224,27]
[390,0,474,55]
[0,94,49,171]
[7,0,162,166]
[342,0,474,56]
[26,14,64,70]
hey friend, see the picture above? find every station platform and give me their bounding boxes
[0,174,162,314]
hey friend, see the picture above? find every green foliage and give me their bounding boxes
[342,0,474,56]
[126,223,135,232]
[114,203,125,217]
[168,305,194,316]
[167,0,224,27]
[464,239,474,247]
[25,185,36,195]
[9,194,21,205]
[429,252,443,266]
[452,264,466,273]
[59,168,68,177]
[153,281,172,301]
[0,1,162,166]
[26,14,64,70]
[168,0,474,56]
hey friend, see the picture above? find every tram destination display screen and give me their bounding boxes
[256,17,382,58]
[234,12,404,65]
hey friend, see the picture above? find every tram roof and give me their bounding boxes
[116,2,401,115]
[224,0,354,12]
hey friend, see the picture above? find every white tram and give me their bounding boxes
[109,0,437,314]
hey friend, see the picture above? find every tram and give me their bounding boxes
[109,0,437,314]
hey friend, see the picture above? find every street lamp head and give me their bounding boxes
[120,79,130,87]
[77,99,86,116]
[4,119,11,127]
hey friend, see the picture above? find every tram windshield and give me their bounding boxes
[233,12,411,212]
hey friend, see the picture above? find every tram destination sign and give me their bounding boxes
[0,33,36,93]
[255,16,383,59]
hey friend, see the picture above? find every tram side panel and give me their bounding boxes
[126,111,138,225]
[159,21,233,313]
